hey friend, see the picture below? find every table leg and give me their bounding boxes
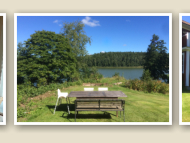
[75,110,76,122]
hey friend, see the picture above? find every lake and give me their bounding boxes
[97,68,144,80]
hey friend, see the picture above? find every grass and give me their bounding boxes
[17,77,169,122]
[182,87,190,122]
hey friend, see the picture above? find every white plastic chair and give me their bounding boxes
[98,87,108,91]
[54,89,70,114]
[84,88,94,91]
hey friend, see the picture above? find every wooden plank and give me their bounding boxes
[76,100,123,109]
[76,109,123,111]
[68,91,127,97]
[77,97,118,100]
[75,99,124,119]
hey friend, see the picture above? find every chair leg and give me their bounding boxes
[67,106,70,114]
[54,97,59,114]
[66,98,70,114]
[58,98,61,105]
[120,111,121,118]
[68,97,70,104]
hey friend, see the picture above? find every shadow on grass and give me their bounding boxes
[182,86,190,93]
[119,84,127,88]
[46,104,75,114]
[46,104,120,121]
[63,113,112,119]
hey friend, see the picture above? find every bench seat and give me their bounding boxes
[75,99,125,122]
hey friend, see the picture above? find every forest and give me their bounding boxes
[83,52,146,67]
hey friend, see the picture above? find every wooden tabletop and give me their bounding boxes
[68,91,127,98]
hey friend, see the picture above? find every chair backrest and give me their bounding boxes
[57,89,68,98]
[84,88,94,91]
[98,87,108,91]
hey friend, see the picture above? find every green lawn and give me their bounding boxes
[182,87,190,122]
[17,81,169,122]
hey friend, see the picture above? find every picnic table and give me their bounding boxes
[68,91,127,121]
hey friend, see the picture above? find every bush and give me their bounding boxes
[17,83,67,105]
[140,70,152,81]
[125,79,169,94]
[112,72,120,77]
[76,80,83,85]
[80,66,103,83]
[158,82,169,94]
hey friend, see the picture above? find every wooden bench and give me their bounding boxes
[74,99,125,122]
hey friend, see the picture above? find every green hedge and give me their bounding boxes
[125,79,169,94]
[17,81,83,106]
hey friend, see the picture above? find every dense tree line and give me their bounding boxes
[83,52,146,67]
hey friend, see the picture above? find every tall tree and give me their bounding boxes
[60,20,92,77]
[60,20,91,57]
[17,30,77,86]
[143,34,169,80]
[17,42,26,57]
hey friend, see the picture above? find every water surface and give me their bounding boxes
[97,68,143,80]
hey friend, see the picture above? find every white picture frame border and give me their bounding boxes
[14,13,172,125]
[0,13,6,125]
[179,13,190,125]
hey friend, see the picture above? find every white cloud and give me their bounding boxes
[123,44,127,46]
[101,51,105,53]
[126,20,131,22]
[82,16,100,27]
[53,20,62,27]
[53,20,59,23]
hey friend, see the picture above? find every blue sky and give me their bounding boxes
[17,16,169,54]
[182,16,190,23]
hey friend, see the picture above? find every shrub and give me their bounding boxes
[125,79,169,94]
[159,82,169,94]
[17,83,66,105]
[112,72,120,77]
[140,70,152,81]
[76,80,83,85]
